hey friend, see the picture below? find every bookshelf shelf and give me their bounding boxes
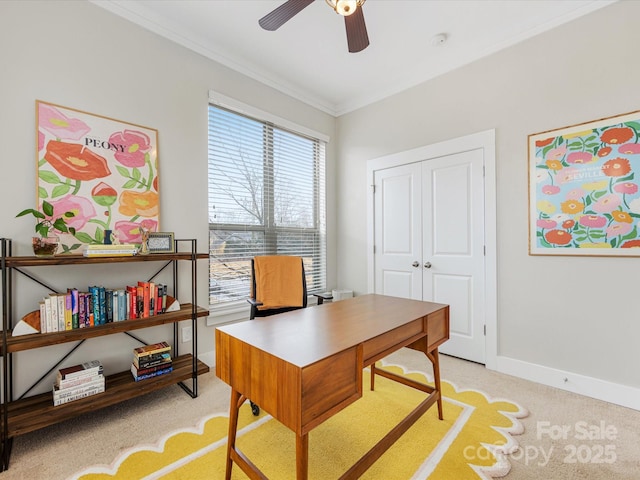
[0,238,210,471]
[7,354,209,438]
[4,304,209,353]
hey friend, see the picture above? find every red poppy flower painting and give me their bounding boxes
[36,101,159,251]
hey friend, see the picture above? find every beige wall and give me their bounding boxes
[0,0,335,393]
[336,0,640,397]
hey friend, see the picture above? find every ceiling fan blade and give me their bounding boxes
[345,5,369,53]
[259,0,314,31]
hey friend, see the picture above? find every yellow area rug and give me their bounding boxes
[71,363,527,480]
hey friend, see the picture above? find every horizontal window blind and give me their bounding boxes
[208,105,326,309]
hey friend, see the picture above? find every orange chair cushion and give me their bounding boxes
[254,256,304,310]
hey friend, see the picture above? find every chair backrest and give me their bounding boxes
[250,256,307,319]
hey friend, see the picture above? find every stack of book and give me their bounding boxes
[84,244,138,257]
[131,341,173,381]
[53,359,105,406]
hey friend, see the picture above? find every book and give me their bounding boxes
[48,293,59,333]
[65,292,72,330]
[70,288,79,329]
[89,286,100,325]
[78,291,87,328]
[98,286,106,324]
[131,363,172,377]
[56,373,104,390]
[83,244,138,257]
[138,281,150,318]
[53,384,105,406]
[155,283,164,314]
[127,285,138,319]
[56,293,66,332]
[136,285,144,319]
[133,352,172,369]
[105,289,113,323]
[130,364,173,382]
[57,360,103,380]
[117,289,126,321]
[43,297,52,333]
[85,243,138,251]
[133,341,171,358]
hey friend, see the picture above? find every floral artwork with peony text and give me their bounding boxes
[36,101,159,252]
[529,110,640,256]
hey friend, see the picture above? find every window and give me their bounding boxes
[207,102,327,317]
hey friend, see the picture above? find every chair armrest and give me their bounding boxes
[247,298,263,307]
[313,292,333,305]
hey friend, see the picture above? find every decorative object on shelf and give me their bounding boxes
[36,100,160,253]
[16,200,76,256]
[529,109,640,256]
[139,226,150,255]
[148,232,175,253]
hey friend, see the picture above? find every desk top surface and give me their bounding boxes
[216,294,448,367]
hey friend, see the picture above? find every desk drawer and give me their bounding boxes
[301,346,362,433]
[363,319,423,365]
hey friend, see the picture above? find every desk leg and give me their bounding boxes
[426,347,443,420]
[296,432,309,480]
[225,388,241,480]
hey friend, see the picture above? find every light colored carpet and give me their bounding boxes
[69,363,526,479]
[0,349,638,479]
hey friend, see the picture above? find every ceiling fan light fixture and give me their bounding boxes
[326,0,365,17]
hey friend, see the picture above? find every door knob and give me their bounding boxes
[424,262,432,269]
[412,261,419,267]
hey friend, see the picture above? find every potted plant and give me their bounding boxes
[16,201,76,256]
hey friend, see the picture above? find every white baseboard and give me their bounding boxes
[495,355,640,411]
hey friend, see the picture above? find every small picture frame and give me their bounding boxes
[147,232,175,253]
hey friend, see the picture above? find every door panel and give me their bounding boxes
[382,271,415,299]
[422,149,485,363]
[432,274,472,337]
[374,163,422,300]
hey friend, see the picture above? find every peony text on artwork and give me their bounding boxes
[529,110,640,256]
[36,101,159,252]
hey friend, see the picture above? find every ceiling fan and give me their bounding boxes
[259,0,369,53]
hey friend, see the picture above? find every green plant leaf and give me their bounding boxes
[38,187,48,199]
[622,226,637,241]
[42,201,54,216]
[123,179,138,189]
[73,232,94,244]
[624,121,640,132]
[116,165,130,177]
[52,184,71,198]
[39,170,62,184]
[52,218,69,232]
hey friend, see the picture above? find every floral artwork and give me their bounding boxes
[36,101,159,252]
[529,110,640,256]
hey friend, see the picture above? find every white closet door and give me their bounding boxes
[422,149,485,363]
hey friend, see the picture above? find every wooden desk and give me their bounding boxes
[215,294,449,479]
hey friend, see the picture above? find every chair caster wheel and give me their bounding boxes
[250,401,260,416]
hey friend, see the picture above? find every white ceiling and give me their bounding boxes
[92,0,615,116]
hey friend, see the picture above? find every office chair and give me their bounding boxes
[248,255,307,320]
[247,255,331,415]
